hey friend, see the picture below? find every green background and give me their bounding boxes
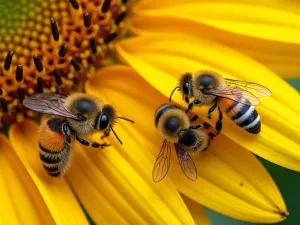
[206,78,300,225]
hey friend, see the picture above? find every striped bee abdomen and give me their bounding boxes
[219,98,261,134]
[39,117,73,177]
[39,143,71,177]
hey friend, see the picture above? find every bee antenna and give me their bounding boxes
[111,127,123,145]
[169,86,180,102]
[117,117,134,123]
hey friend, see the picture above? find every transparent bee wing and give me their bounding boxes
[152,140,171,182]
[174,143,197,181]
[23,93,81,120]
[205,86,260,105]
[225,78,272,98]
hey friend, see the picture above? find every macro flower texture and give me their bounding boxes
[0,0,299,224]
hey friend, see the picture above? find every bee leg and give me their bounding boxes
[75,135,111,148]
[100,131,111,148]
[184,96,190,104]
[203,122,211,129]
[189,115,198,122]
[208,132,217,140]
[215,106,223,133]
[62,123,71,144]
[189,124,205,129]
[190,117,211,128]
[101,131,110,139]
[202,145,209,152]
[185,100,201,113]
[207,103,218,119]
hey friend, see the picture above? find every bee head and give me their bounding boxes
[96,105,134,145]
[179,129,208,152]
[96,105,116,132]
[179,129,197,148]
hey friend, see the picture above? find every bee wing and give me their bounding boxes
[205,86,260,105]
[225,78,272,98]
[23,93,81,120]
[152,140,171,182]
[174,143,197,181]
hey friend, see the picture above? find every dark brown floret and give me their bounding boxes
[0,0,132,128]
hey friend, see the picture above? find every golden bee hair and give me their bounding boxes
[65,93,103,134]
[188,129,209,153]
[156,104,190,143]
[39,117,74,177]
[191,70,226,104]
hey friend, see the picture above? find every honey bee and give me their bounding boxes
[153,103,211,182]
[23,93,133,177]
[169,70,272,134]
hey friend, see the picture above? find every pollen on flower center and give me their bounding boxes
[0,0,131,128]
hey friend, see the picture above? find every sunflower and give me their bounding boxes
[0,0,299,224]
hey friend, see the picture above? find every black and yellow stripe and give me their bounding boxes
[39,143,70,177]
[226,101,261,134]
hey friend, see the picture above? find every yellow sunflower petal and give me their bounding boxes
[85,65,287,223]
[137,0,300,12]
[116,35,300,171]
[181,195,211,225]
[135,1,300,43]
[9,120,89,225]
[171,136,287,223]
[83,66,196,225]
[132,1,300,78]
[0,134,54,225]
[67,145,141,225]
[67,142,196,225]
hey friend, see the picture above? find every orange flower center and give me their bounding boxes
[0,0,131,128]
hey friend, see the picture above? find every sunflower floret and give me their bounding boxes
[0,0,131,128]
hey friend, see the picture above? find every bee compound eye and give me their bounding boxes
[100,114,109,129]
[183,82,190,95]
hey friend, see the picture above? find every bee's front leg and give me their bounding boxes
[101,130,110,140]
[215,106,223,133]
[186,100,201,113]
[208,132,218,140]
[184,96,190,104]
[62,123,71,144]
[75,134,110,148]
[189,124,205,129]
[189,115,198,122]
[99,130,111,148]
[190,121,211,130]
[207,103,218,119]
